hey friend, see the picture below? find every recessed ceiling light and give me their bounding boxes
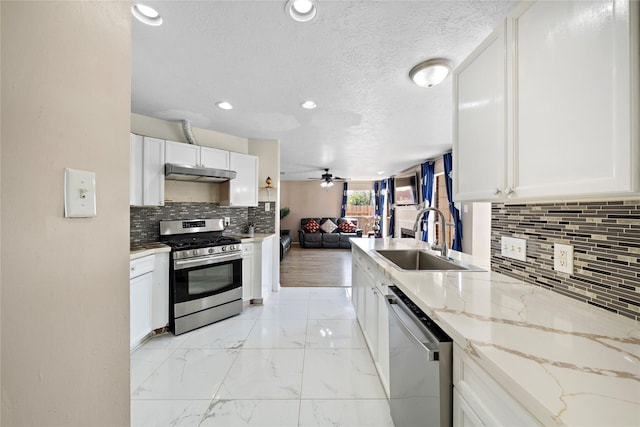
[285,0,317,22]
[131,3,163,26]
[301,100,317,109]
[216,101,234,110]
[409,58,452,88]
[377,170,386,175]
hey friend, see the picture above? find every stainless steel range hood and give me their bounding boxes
[165,163,237,183]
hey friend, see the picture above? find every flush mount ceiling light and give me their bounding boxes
[409,58,452,88]
[216,101,234,110]
[301,100,317,109]
[285,0,317,22]
[131,3,163,26]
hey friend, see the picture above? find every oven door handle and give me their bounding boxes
[174,253,242,270]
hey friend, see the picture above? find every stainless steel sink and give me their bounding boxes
[374,249,484,272]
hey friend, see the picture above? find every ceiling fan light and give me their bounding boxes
[286,0,317,22]
[409,58,452,88]
[216,101,234,110]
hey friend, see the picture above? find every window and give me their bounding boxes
[434,174,454,249]
[345,189,374,217]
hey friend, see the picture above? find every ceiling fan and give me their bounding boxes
[308,168,350,188]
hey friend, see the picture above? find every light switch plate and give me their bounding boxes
[501,236,527,261]
[554,243,574,274]
[64,168,96,218]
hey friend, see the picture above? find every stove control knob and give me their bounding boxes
[221,246,227,252]
[193,250,198,256]
[229,245,235,251]
[208,248,214,254]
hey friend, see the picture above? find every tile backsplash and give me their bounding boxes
[131,202,276,244]
[491,200,640,320]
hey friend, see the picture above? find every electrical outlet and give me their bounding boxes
[501,236,527,261]
[224,217,230,226]
[265,202,270,212]
[554,243,574,274]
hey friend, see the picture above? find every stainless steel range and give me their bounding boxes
[159,218,243,335]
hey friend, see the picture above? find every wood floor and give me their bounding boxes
[280,245,352,287]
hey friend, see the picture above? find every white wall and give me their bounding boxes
[1,2,130,425]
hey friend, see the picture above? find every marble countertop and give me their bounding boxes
[130,242,171,260]
[351,237,640,426]
[224,232,276,243]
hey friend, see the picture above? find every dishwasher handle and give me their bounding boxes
[386,295,440,361]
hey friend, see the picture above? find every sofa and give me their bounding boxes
[280,230,292,261]
[298,217,362,249]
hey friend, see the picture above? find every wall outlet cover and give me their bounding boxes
[554,243,574,274]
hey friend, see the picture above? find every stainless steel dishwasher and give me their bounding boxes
[386,285,452,427]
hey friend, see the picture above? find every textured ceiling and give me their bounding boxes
[131,0,516,181]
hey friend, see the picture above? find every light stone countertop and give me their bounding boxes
[351,237,640,427]
[224,232,277,243]
[130,243,171,260]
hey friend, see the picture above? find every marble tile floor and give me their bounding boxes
[131,287,394,426]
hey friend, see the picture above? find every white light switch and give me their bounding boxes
[501,236,527,261]
[64,168,96,218]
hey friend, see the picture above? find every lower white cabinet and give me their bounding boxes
[130,252,170,350]
[130,255,154,349]
[150,252,169,330]
[242,243,255,302]
[453,343,541,426]
[351,246,390,397]
[241,235,275,303]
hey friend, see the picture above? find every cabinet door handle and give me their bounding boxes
[504,187,513,195]
[494,188,502,195]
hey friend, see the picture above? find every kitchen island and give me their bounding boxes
[351,237,639,427]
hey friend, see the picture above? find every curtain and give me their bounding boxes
[373,181,380,218]
[443,153,462,251]
[387,177,395,237]
[420,161,435,242]
[340,182,348,217]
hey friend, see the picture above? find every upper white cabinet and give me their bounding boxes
[453,22,507,201]
[454,0,639,202]
[220,152,259,206]
[165,140,230,170]
[130,134,165,206]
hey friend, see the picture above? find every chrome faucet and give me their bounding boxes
[413,202,449,258]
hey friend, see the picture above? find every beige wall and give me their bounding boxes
[1,2,130,425]
[280,181,345,242]
[132,113,248,152]
[249,139,281,288]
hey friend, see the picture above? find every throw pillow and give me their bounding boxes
[339,220,357,233]
[304,219,320,233]
[320,219,338,233]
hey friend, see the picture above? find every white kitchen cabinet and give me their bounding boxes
[351,245,390,397]
[165,140,230,170]
[150,251,169,330]
[453,22,507,201]
[142,136,165,206]
[241,235,275,304]
[130,255,154,349]
[453,343,541,427]
[220,152,258,207]
[454,0,639,202]
[165,139,199,166]
[200,146,229,169]
[130,134,165,206]
[130,134,144,205]
[242,243,255,302]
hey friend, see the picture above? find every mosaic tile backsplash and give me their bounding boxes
[491,200,640,320]
[130,202,276,244]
